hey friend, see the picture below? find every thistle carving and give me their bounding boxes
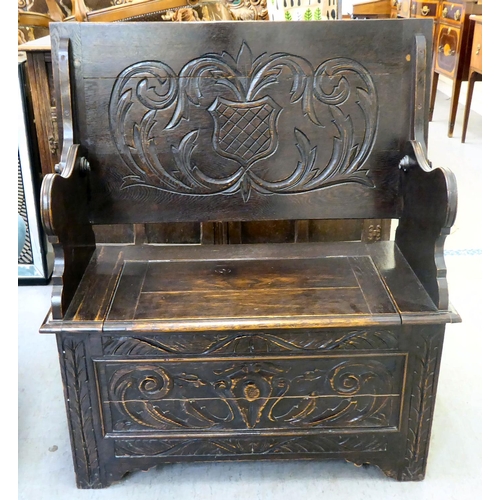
[109,41,378,202]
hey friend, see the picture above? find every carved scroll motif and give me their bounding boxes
[105,358,400,432]
[61,338,102,488]
[115,434,388,458]
[109,41,378,201]
[102,329,399,356]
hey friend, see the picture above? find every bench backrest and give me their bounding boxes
[50,19,433,225]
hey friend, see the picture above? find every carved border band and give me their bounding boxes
[60,338,102,488]
[401,330,444,480]
[102,329,400,356]
[115,434,388,458]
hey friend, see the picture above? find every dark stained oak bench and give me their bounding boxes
[40,19,461,488]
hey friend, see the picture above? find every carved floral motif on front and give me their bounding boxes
[102,356,403,432]
[109,41,378,201]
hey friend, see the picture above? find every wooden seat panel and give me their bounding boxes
[106,255,398,323]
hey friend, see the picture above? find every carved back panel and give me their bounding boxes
[50,20,433,224]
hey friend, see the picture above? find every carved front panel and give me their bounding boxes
[97,355,405,434]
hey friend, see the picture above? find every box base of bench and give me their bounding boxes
[54,324,446,488]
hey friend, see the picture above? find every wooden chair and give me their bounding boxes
[18,11,51,44]
[40,18,460,488]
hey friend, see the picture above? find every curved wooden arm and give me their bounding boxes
[41,144,95,320]
[395,141,458,310]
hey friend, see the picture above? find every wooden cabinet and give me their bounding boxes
[429,0,482,137]
[411,1,440,18]
[18,37,59,177]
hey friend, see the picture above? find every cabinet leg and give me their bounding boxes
[447,78,462,138]
[461,72,479,143]
[429,72,439,121]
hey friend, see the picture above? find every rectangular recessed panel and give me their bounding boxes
[97,354,406,435]
[143,259,359,292]
[106,256,398,323]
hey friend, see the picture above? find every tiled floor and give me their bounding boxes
[18,84,482,499]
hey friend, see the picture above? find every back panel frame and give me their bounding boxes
[50,19,433,225]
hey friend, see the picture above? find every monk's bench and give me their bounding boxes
[40,18,460,488]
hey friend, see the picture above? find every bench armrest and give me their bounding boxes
[395,140,458,310]
[41,144,95,319]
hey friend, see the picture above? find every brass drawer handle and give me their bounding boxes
[442,7,448,17]
[421,5,430,16]
[454,9,461,21]
[476,44,481,56]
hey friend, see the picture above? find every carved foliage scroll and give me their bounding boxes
[102,356,403,433]
[109,42,378,201]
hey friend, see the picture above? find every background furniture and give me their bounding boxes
[351,0,391,18]
[18,10,51,44]
[429,0,482,137]
[18,59,51,284]
[40,18,459,488]
[68,0,269,21]
[461,14,481,143]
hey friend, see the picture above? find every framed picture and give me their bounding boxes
[18,60,51,284]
